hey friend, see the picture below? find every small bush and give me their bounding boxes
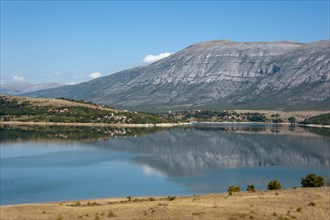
[127,196,132,201]
[107,210,116,218]
[227,185,240,193]
[301,174,324,187]
[296,207,302,212]
[167,196,176,201]
[149,197,155,201]
[247,185,256,192]
[308,202,316,207]
[267,180,281,190]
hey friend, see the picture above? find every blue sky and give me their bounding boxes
[1,1,329,84]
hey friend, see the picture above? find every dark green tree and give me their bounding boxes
[301,174,324,187]
[247,185,256,192]
[267,180,281,190]
[288,117,296,125]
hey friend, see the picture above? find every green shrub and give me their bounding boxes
[227,185,240,193]
[272,118,283,123]
[288,117,296,125]
[301,174,324,187]
[247,185,256,192]
[267,180,281,190]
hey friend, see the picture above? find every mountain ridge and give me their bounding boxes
[25,40,330,112]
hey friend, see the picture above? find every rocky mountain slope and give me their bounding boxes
[25,40,330,112]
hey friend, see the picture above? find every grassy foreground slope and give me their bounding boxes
[0,95,176,125]
[1,187,329,220]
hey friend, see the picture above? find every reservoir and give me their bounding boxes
[1,124,329,205]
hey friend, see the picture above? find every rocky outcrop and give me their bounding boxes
[25,40,330,111]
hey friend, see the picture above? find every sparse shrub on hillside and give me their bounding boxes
[308,202,316,207]
[107,210,116,218]
[227,185,240,193]
[167,196,176,201]
[301,174,324,187]
[267,180,281,190]
[247,185,256,192]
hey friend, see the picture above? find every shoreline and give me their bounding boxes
[0,121,190,128]
[1,187,329,219]
[297,123,330,129]
[1,120,329,128]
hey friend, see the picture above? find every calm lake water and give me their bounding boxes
[1,124,329,205]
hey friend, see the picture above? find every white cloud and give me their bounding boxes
[66,82,80,85]
[13,75,26,83]
[88,72,102,79]
[143,52,173,64]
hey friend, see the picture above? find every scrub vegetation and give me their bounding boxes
[0,95,176,124]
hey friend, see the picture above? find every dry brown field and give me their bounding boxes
[1,187,329,220]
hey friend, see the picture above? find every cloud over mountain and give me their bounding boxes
[143,52,173,64]
[88,72,102,79]
[13,75,26,83]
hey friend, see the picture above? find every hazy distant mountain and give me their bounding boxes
[1,82,65,95]
[25,40,330,112]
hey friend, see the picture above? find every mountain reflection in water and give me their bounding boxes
[90,125,330,177]
[1,124,329,205]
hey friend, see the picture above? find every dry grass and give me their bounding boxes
[1,187,329,220]
[1,95,118,112]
